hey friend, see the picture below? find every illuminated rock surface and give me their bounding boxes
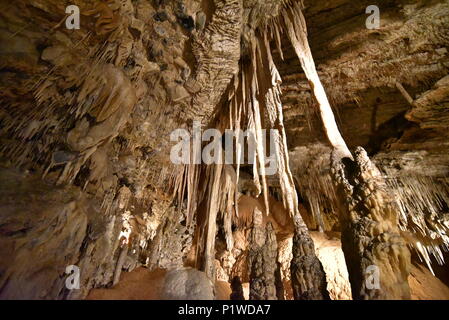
[0,0,448,300]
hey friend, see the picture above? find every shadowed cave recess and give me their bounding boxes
[0,0,449,301]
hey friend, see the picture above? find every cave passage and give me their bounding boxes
[0,0,449,301]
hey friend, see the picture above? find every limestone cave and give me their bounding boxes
[1,0,449,301]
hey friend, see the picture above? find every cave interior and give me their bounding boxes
[0,0,449,300]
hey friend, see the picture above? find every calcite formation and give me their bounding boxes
[0,0,449,301]
[331,147,411,299]
[248,209,278,300]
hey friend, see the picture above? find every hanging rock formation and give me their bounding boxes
[0,0,448,301]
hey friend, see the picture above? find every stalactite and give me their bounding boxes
[290,144,339,231]
[249,42,270,215]
[278,1,412,300]
[190,0,243,122]
[167,0,440,302]
[233,73,244,219]
[379,169,449,271]
[257,28,298,218]
[219,165,238,251]
[291,146,449,270]
[201,13,330,300]
[281,2,352,160]
[248,19,330,300]
[202,161,224,279]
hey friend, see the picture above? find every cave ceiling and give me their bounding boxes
[0,0,448,301]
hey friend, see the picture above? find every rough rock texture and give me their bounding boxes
[162,268,215,300]
[310,232,352,300]
[1,0,448,301]
[189,0,242,121]
[230,276,245,300]
[146,205,194,270]
[290,228,330,300]
[331,147,411,300]
[0,165,192,299]
[282,3,449,276]
[248,210,278,300]
[409,263,449,300]
[0,168,87,299]
[0,0,243,299]
[87,267,232,300]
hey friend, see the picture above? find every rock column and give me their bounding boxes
[331,147,411,299]
[248,209,278,300]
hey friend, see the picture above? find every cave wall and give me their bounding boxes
[0,0,448,300]
[0,0,234,299]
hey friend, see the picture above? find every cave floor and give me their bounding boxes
[85,265,449,300]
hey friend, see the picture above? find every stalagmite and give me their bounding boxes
[223,19,330,300]
[290,228,330,300]
[331,148,411,299]
[248,209,278,300]
[1,0,448,303]
[280,2,411,299]
[230,276,245,300]
[253,25,330,301]
[113,243,129,286]
[275,262,285,300]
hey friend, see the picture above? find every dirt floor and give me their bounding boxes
[86,268,167,300]
[86,267,232,300]
[86,264,449,300]
[409,263,449,300]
